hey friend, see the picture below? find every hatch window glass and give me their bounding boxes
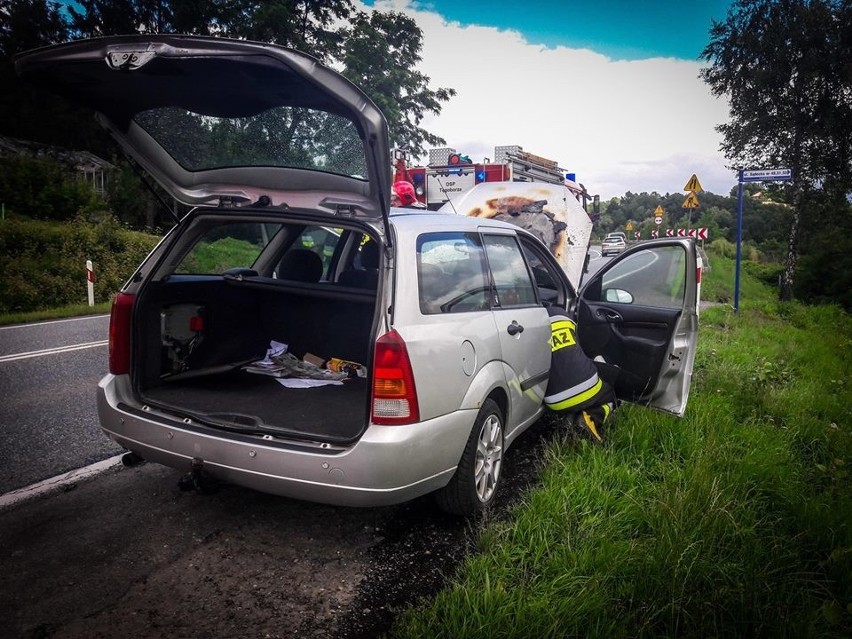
[482,234,537,307]
[417,233,490,314]
[134,106,367,179]
[175,222,282,274]
[599,245,686,308]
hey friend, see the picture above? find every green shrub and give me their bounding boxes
[0,217,159,313]
[743,260,783,286]
[707,238,736,259]
[706,238,762,262]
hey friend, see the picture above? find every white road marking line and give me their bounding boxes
[0,340,109,363]
[0,454,125,510]
[0,314,109,330]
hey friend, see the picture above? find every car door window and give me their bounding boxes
[482,234,537,307]
[417,232,490,314]
[594,245,686,308]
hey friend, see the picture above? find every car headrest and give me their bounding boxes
[277,249,323,282]
[360,241,379,270]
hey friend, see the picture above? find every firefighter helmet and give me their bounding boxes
[392,180,417,206]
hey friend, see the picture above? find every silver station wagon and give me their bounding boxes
[17,35,699,515]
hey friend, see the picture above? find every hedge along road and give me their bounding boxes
[0,314,123,494]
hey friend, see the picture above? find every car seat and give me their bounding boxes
[418,263,452,313]
[277,249,323,282]
[339,241,379,289]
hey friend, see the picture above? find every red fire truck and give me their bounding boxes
[393,145,596,213]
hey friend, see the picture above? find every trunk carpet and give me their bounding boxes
[142,370,367,442]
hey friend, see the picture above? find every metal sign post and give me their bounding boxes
[734,168,792,312]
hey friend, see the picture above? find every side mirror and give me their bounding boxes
[604,288,633,304]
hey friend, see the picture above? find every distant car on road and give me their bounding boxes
[601,235,627,256]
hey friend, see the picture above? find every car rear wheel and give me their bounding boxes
[435,398,504,516]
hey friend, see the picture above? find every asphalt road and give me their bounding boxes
[0,314,122,494]
[585,244,605,277]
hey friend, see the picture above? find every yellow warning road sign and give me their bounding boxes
[684,174,703,192]
[682,192,700,209]
[626,222,634,231]
[654,205,665,216]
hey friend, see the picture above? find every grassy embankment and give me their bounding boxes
[392,250,851,638]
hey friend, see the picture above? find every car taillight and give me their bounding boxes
[371,330,420,425]
[109,292,135,375]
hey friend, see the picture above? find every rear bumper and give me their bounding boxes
[98,374,473,507]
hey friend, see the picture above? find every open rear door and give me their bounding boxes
[576,238,699,416]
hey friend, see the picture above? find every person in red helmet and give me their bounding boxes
[391,180,420,208]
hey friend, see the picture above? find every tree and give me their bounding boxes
[0,0,67,54]
[700,0,852,301]
[341,10,455,156]
[0,0,110,153]
[794,194,852,309]
[65,1,454,157]
[230,0,351,61]
[69,0,352,57]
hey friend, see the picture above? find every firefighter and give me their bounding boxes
[543,305,616,442]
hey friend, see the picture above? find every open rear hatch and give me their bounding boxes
[15,35,391,220]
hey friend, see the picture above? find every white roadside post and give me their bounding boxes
[86,260,95,306]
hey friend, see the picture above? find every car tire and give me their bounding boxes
[435,398,504,516]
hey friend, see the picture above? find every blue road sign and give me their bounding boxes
[741,168,792,182]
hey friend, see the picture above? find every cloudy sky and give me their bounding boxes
[363,0,736,199]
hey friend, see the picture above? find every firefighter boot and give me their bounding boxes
[580,400,615,443]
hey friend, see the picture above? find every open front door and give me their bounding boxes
[576,238,699,416]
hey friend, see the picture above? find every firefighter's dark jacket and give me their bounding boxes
[544,306,611,412]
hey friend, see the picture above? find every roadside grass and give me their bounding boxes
[0,301,112,326]
[700,247,774,307]
[391,259,851,638]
